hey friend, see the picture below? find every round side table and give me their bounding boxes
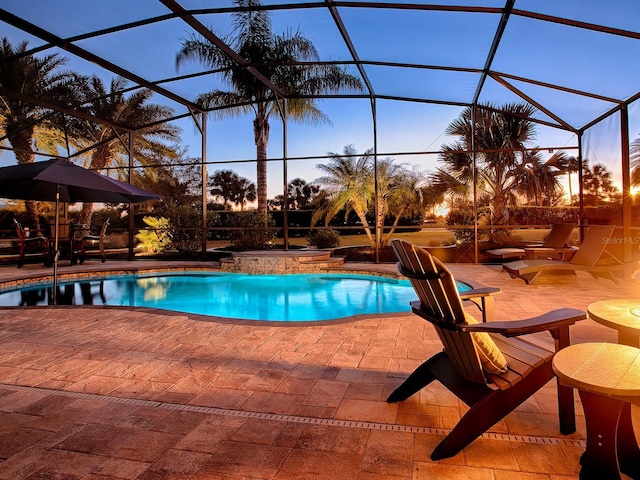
[588,299,640,347]
[553,342,640,480]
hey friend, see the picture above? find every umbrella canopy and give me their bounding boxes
[0,158,162,305]
[0,158,162,204]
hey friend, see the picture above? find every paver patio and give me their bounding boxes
[0,259,638,479]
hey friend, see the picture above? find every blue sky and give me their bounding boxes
[1,0,639,199]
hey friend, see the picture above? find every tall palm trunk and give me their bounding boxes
[375,196,386,249]
[253,114,270,216]
[353,206,375,248]
[78,149,109,231]
[78,203,94,233]
[382,204,407,248]
[9,129,41,233]
[491,193,510,225]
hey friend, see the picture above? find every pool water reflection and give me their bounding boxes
[0,272,472,322]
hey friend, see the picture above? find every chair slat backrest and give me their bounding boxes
[49,219,71,239]
[570,224,615,266]
[99,219,110,238]
[13,218,25,241]
[392,239,465,321]
[392,239,486,384]
[542,223,575,248]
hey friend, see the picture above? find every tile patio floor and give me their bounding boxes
[0,258,639,479]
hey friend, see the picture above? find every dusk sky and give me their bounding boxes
[1,0,639,198]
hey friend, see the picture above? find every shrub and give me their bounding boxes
[135,216,172,254]
[88,207,127,230]
[150,203,221,256]
[166,204,202,256]
[308,229,340,249]
[446,208,477,244]
[106,231,128,249]
[228,211,276,250]
[510,206,579,225]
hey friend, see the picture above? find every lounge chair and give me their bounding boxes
[389,239,586,460]
[502,224,634,284]
[13,218,50,267]
[486,222,576,261]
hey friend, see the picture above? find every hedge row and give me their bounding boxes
[446,205,639,227]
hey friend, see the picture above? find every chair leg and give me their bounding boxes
[387,352,442,403]
[519,271,541,284]
[17,243,25,267]
[431,363,554,460]
[42,242,52,267]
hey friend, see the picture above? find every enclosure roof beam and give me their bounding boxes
[0,8,202,113]
[0,85,133,133]
[513,9,640,40]
[489,73,575,132]
[325,0,375,99]
[472,0,514,105]
[159,0,287,99]
[490,70,622,105]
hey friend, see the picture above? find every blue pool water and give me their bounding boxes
[0,272,472,322]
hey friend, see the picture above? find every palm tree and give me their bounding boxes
[313,145,421,249]
[517,151,569,206]
[560,155,580,205]
[210,169,240,210]
[287,178,319,210]
[313,145,375,245]
[233,176,256,211]
[583,161,618,206]
[630,135,640,187]
[68,75,181,227]
[377,160,422,247]
[0,38,77,229]
[269,178,320,210]
[175,0,363,215]
[433,103,539,225]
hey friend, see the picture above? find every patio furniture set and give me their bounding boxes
[13,217,110,267]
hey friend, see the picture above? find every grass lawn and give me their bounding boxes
[207,226,560,250]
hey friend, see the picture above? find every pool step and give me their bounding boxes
[298,254,346,272]
[220,249,345,274]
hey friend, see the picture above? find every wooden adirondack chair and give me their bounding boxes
[78,219,110,264]
[389,239,586,460]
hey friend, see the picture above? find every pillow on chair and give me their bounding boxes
[464,313,509,374]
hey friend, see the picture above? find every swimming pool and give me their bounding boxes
[0,272,472,322]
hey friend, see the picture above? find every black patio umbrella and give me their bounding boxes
[0,158,162,303]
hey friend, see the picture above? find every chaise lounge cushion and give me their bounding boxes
[464,313,509,374]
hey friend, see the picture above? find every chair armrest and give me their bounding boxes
[23,235,48,243]
[459,286,501,300]
[460,308,586,336]
[457,278,501,322]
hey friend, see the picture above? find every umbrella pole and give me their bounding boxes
[52,185,60,305]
